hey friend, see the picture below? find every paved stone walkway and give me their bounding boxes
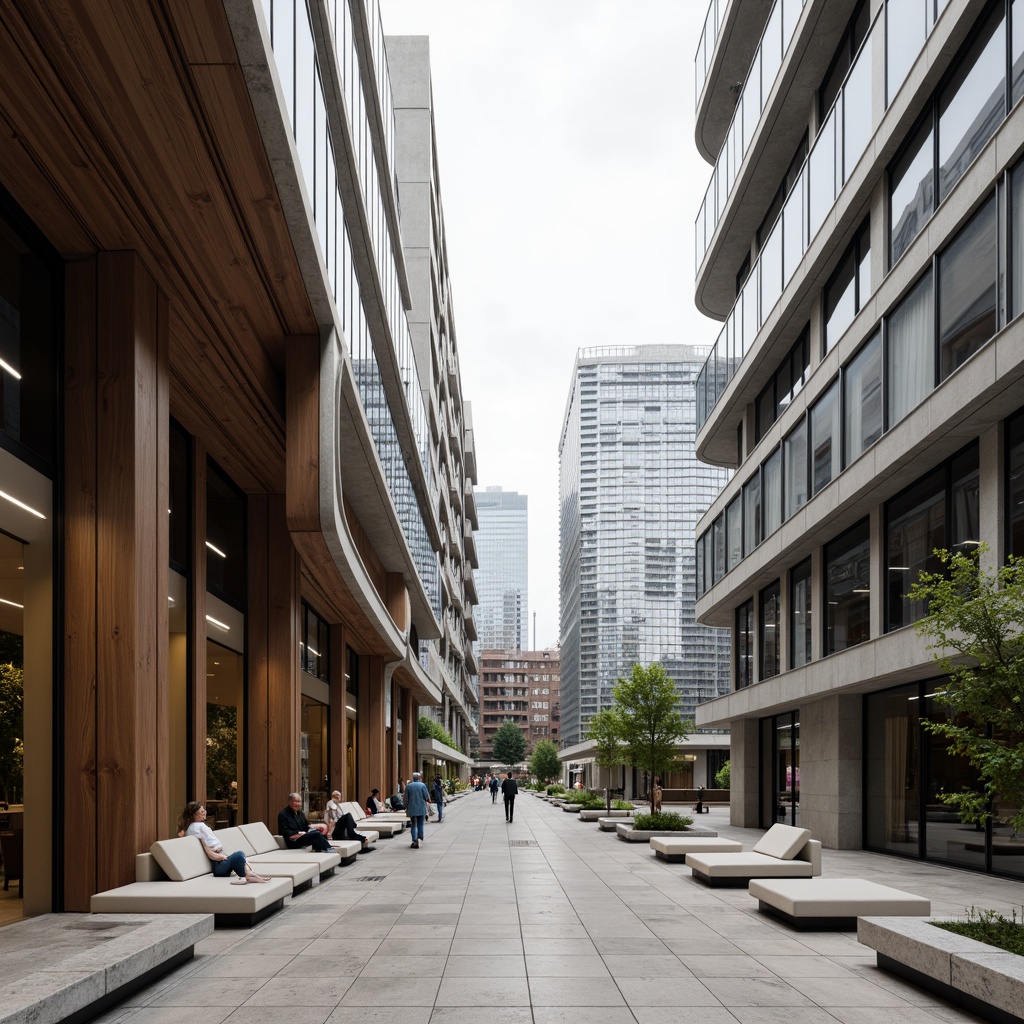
[92,791,1024,1024]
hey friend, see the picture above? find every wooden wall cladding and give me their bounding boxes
[64,253,169,906]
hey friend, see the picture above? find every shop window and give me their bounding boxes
[825,518,870,655]
[790,558,812,669]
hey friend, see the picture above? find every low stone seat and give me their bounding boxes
[750,878,930,930]
[341,801,401,838]
[579,808,632,821]
[686,823,821,887]
[650,836,742,862]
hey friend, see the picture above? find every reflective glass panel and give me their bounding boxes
[1009,410,1024,557]
[939,195,996,380]
[726,496,742,572]
[843,34,873,180]
[890,118,934,266]
[760,580,781,680]
[783,170,805,280]
[713,514,725,582]
[763,447,782,537]
[844,332,883,464]
[810,381,841,496]
[809,110,836,241]
[791,558,812,668]
[743,473,762,554]
[784,419,808,519]
[951,444,980,550]
[825,247,856,351]
[206,461,246,606]
[736,600,754,690]
[761,215,783,321]
[1012,160,1024,319]
[825,518,870,654]
[886,467,944,632]
[887,272,934,425]
[886,0,927,103]
[1014,0,1024,105]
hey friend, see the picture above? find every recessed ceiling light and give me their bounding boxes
[205,541,227,558]
[0,358,21,380]
[0,490,46,520]
[205,614,230,631]
[0,598,24,609]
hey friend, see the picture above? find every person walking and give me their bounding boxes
[431,776,445,822]
[404,772,431,848]
[500,772,518,823]
[489,774,499,804]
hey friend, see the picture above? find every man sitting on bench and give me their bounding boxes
[279,792,366,852]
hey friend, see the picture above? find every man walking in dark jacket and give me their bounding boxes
[489,775,499,803]
[500,772,518,823]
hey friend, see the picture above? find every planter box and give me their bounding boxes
[579,809,632,821]
[614,823,719,842]
[859,916,1024,1024]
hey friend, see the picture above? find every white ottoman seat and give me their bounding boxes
[749,877,931,930]
[686,823,821,887]
[649,836,743,862]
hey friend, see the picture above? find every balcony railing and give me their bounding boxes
[694,0,729,107]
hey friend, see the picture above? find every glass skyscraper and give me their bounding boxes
[474,487,529,653]
[559,346,731,745]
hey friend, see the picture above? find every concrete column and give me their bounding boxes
[979,422,1003,568]
[799,694,862,848]
[729,717,760,827]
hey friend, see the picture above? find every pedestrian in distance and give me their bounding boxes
[405,772,431,848]
[500,771,518,823]
[489,774,499,804]
[431,776,445,822]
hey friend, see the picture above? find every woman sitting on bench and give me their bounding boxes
[178,801,271,884]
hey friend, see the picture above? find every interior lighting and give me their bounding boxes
[889,566,910,571]
[0,598,24,609]
[205,614,230,631]
[0,358,21,380]
[206,541,227,558]
[0,490,46,520]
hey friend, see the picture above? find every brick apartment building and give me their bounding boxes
[479,649,560,760]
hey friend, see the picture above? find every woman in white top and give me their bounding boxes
[176,802,270,884]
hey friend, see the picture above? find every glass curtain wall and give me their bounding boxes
[790,558,812,668]
[760,581,781,679]
[825,519,870,654]
[736,600,754,689]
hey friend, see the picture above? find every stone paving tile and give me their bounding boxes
[342,976,441,1005]
[241,977,352,1006]
[524,953,610,976]
[600,953,694,977]
[442,954,526,977]
[145,976,270,1007]
[532,1008,640,1024]
[521,936,597,955]
[434,977,531,1006]
[528,976,627,1005]
[686,955,776,978]
[361,954,448,976]
[427,1008,534,1024]
[614,976,723,1006]
[631,1008,741,1024]
[327,1009,432,1024]
[224,1009,333,1024]
[700,976,816,1007]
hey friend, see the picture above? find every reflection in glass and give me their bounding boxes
[808,110,836,241]
[784,419,808,520]
[887,273,934,425]
[886,467,944,632]
[1008,410,1024,558]
[843,332,882,465]
[206,639,243,826]
[890,118,934,266]
[939,195,996,380]
[760,580,781,680]
[843,36,873,179]
[736,600,753,690]
[825,519,870,655]
[790,559,812,668]
[763,447,782,537]
[825,247,856,352]
[865,683,920,854]
[301,696,328,817]
[726,496,742,573]
[712,514,725,583]
[938,7,1005,202]
[810,381,841,496]
[1013,161,1024,320]
[886,0,927,103]
[743,474,761,555]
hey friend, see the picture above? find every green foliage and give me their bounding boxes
[417,715,464,754]
[633,811,694,831]
[206,702,238,800]
[909,547,1024,834]
[612,662,694,813]
[492,721,527,767]
[586,708,626,813]
[546,784,566,796]
[0,662,24,803]
[932,907,1024,955]
[562,789,593,804]
[529,739,562,784]
[715,760,731,789]
[0,631,23,668]
[612,799,634,810]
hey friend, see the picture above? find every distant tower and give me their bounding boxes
[558,346,731,745]
[474,487,528,653]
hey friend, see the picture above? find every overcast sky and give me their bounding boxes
[380,2,720,649]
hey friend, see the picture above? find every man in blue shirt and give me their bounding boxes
[404,772,431,848]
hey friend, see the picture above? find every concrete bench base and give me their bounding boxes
[650,837,741,862]
[579,809,631,821]
[750,878,930,931]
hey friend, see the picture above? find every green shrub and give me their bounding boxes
[563,790,593,804]
[417,715,464,754]
[715,760,731,789]
[932,908,1024,955]
[546,784,566,795]
[612,799,633,810]
[580,795,606,810]
[633,811,694,831]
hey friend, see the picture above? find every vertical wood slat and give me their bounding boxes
[285,334,321,533]
[155,286,170,839]
[363,657,385,796]
[191,440,208,803]
[247,495,269,825]
[330,621,346,798]
[401,688,417,787]
[269,495,299,813]
[64,258,98,912]
[94,251,165,893]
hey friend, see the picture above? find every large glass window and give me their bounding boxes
[301,602,330,681]
[825,519,870,655]
[843,332,883,464]
[755,327,809,442]
[760,580,781,680]
[889,117,934,266]
[784,419,808,520]
[763,447,782,537]
[726,496,742,573]
[736,600,754,690]
[826,221,872,353]
[938,6,1005,202]
[1012,159,1024,320]
[887,273,934,426]
[712,514,725,583]
[810,381,841,496]
[939,195,997,381]
[791,558,812,669]
[206,639,243,828]
[743,474,761,554]
[1008,408,1024,557]
[206,460,246,606]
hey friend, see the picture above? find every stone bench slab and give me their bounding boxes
[750,878,930,930]
[615,823,719,842]
[579,809,632,821]
[650,836,741,861]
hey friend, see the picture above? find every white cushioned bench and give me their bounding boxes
[90,835,293,926]
[650,836,743,862]
[686,823,821,887]
[214,827,319,894]
[342,801,401,838]
[240,821,348,875]
[749,877,931,930]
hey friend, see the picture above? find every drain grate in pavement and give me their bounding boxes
[357,876,387,881]
[509,840,538,847]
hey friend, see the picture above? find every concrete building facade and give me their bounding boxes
[0,0,476,918]
[692,0,1023,879]
[558,346,732,754]
[473,487,529,653]
[478,648,560,762]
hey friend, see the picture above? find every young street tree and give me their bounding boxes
[492,721,527,770]
[529,739,561,784]
[585,708,624,813]
[909,547,1024,834]
[613,662,693,813]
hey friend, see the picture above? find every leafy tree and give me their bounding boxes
[529,739,561,784]
[492,721,527,768]
[206,702,237,801]
[0,631,23,668]
[715,760,731,789]
[0,663,24,803]
[612,662,693,813]
[418,715,464,754]
[909,547,1024,834]
[586,708,625,812]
